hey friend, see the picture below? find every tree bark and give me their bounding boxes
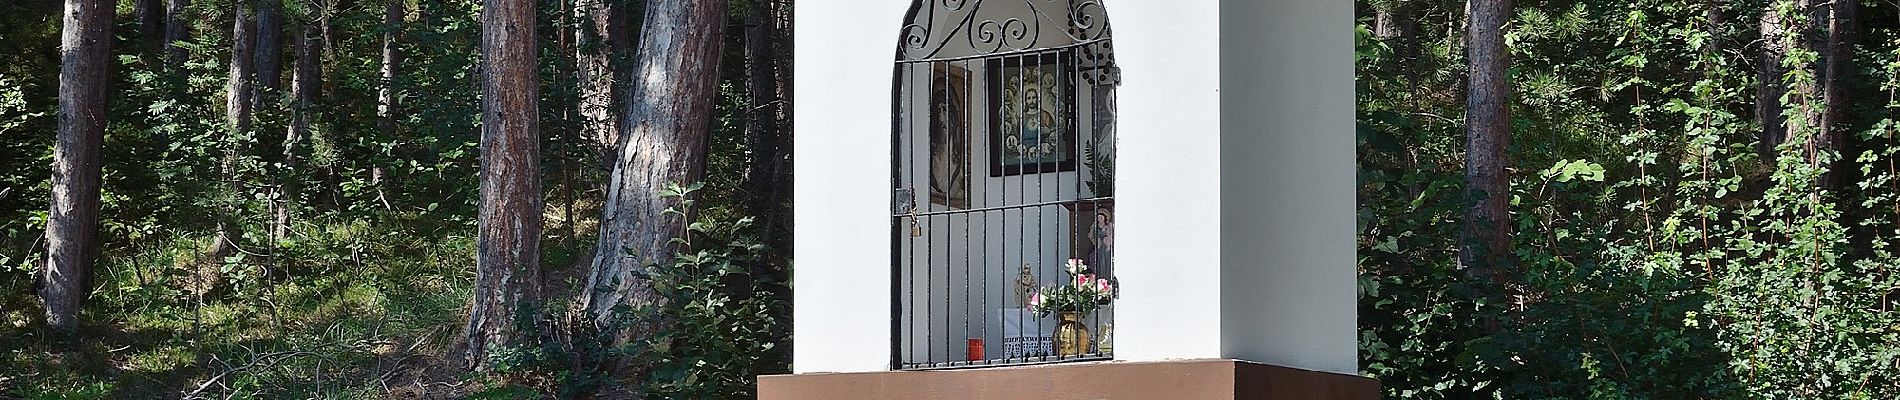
[215,0,257,260]
[1759,0,1851,188]
[378,0,403,137]
[1756,4,1788,158]
[41,0,115,332]
[277,15,321,240]
[1373,0,1403,41]
[1373,0,1416,88]
[163,0,189,68]
[1459,0,1512,285]
[136,0,164,49]
[1819,0,1857,189]
[464,0,544,371]
[254,0,284,96]
[743,2,781,233]
[582,0,729,325]
[575,0,628,169]
[1758,1,1820,160]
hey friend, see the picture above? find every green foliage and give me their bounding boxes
[633,183,790,399]
[1360,0,1900,397]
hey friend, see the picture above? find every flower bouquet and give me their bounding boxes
[1028,259,1114,355]
[1029,259,1115,318]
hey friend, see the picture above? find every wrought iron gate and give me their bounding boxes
[891,0,1119,370]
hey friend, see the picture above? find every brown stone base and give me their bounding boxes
[757,359,1379,400]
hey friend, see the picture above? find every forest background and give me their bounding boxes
[13,0,1900,398]
[1,0,790,397]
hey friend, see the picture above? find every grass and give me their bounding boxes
[0,214,485,399]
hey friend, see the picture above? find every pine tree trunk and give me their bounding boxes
[254,0,283,96]
[583,0,729,325]
[372,0,402,211]
[215,0,257,260]
[743,2,782,242]
[41,0,115,332]
[1373,1,1403,40]
[770,0,791,244]
[163,0,189,68]
[278,18,320,240]
[464,0,544,371]
[1757,4,1787,157]
[575,0,628,168]
[136,0,163,50]
[1373,0,1416,87]
[1819,0,1857,189]
[378,0,403,137]
[1459,0,1513,285]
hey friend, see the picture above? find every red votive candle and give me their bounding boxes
[967,338,985,361]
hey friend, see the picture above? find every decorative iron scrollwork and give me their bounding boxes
[898,0,1115,63]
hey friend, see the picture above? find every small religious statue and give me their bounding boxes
[1014,263,1038,308]
[1087,208,1115,278]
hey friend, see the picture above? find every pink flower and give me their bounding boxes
[1028,290,1044,309]
[1096,278,1112,294]
[1075,274,1093,288]
[1065,259,1088,275]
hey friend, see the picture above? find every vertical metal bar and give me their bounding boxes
[955,60,972,365]
[969,57,988,365]
[890,60,906,370]
[1068,47,1086,356]
[1031,50,1049,360]
[1017,51,1034,360]
[973,55,992,365]
[923,59,938,365]
[1071,47,1095,357]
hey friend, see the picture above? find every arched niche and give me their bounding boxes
[889,0,1121,370]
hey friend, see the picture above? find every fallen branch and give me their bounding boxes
[181,341,357,399]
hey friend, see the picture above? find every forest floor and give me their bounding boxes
[0,211,603,399]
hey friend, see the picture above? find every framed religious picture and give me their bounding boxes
[987,52,1078,177]
[929,64,972,209]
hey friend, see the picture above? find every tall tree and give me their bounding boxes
[742,0,787,259]
[582,0,730,324]
[254,0,283,95]
[1372,0,1415,79]
[1459,0,1512,286]
[463,0,544,370]
[1818,0,1857,188]
[277,8,321,240]
[40,0,115,332]
[378,0,403,137]
[575,0,629,166]
[1760,0,1856,188]
[1756,2,1790,158]
[372,0,403,210]
[216,0,257,260]
[163,0,189,67]
[135,0,163,49]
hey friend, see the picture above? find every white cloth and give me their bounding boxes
[996,308,1055,358]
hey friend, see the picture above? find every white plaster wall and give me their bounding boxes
[1218,0,1358,375]
[1107,0,1227,362]
[790,0,911,374]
